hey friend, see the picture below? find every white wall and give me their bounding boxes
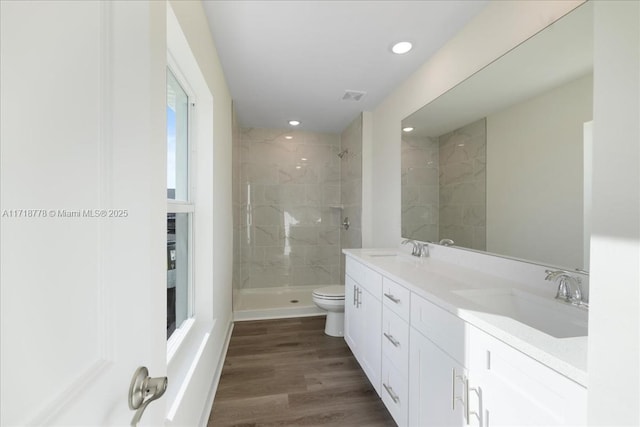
[486,74,593,270]
[366,0,584,247]
[167,1,234,425]
[588,1,640,424]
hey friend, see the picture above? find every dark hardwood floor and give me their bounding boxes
[208,316,396,427]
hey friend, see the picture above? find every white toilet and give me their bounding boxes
[312,285,345,337]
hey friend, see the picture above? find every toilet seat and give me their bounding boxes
[312,285,345,300]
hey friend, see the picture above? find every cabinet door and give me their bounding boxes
[409,328,466,427]
[468,327,587,426]
[344,275,359,353]
[360,286,382,395]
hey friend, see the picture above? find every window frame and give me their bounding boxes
[166,59,197,354]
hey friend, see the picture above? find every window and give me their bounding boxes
[166,68,194,339]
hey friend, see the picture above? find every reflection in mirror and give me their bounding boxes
[402,119,486,250]
[401,2,593,271]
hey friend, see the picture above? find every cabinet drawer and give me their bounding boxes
[382,356,408,427]
[382,277,410,320]
[345,257,382,299]
[382,306,409,376]
[411,293,469,366]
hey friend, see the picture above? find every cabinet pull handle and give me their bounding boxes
[353,284,358,306]
[383,332,400,347]
[384,292,400,303]
[357,288,362,308]
[383,383,400,404]
[465,377,470,424]
[468,386,481,426]
[452,369,456,410]
[453,369,466,413]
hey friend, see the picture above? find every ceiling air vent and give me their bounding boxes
[341,90,367,102]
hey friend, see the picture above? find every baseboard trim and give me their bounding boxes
[198,319,234,427]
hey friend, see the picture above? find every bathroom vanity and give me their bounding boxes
[343,248,587,427]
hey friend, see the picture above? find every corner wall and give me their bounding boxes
[340,114,363,282]
[588,1,640,423]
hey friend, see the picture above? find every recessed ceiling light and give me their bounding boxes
[285,135,293,140]
[392,41,413,55]
[301,157,308,161]
[295,165,302,169]
[289,120,300,126]
[402,127,414,132]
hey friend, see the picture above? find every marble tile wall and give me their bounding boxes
[339,114,363,284]
[237,127,342,289]
[438,118,486,250]
[401,134,440,242]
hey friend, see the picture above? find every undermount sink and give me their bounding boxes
[362,250,399,258]
[452,288,588,338]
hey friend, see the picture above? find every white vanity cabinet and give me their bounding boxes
[343,253,587,427]
[345,259,382,395]
[409,292,588,427]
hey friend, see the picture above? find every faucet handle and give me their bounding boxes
[545,269,580,282]
[439,238,455,247]
[545,269,561,281]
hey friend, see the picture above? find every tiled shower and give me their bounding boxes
[232,114,363,316]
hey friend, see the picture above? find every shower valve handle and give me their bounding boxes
[342,217,350,230]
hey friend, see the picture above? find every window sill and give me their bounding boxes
[167,317,195,364]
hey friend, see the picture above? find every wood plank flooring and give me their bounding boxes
[208,316,396,427]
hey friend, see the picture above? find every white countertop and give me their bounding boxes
[343,248,588,387]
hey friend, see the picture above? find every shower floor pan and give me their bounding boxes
[234,286,326,321]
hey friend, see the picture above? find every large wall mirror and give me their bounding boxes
[401,2,593,272]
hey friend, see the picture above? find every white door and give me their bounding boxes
[1,1,167,425]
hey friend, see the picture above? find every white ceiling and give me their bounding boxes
[202,1,488,134]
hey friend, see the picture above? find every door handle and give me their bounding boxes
[128,366,168,426]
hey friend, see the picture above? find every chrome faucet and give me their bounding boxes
[402,239,428,257]
[439,238,455,247]
[544,269,586,307]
